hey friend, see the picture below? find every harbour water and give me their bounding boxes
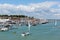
[0,20,60,40]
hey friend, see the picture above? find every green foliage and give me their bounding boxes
[0,15,27,17]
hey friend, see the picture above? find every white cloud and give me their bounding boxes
[58,5,60,7]
[0,1,60,19]
[54,14,60,16]
[50,8,60,13]
[30,1,58,8]
[16,1,59,12]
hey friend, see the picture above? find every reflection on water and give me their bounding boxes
[0,20,60,40]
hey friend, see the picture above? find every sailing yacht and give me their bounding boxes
[21,21,31,36]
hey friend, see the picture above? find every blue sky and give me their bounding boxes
[0,0,60,5]
[0,0,60,19]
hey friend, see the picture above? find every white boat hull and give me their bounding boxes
[21,32,30,36]
[0,28,8,31]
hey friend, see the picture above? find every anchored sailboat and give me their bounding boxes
[21,21,31,36]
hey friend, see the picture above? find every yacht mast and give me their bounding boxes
[55,20,57,26]
[28,21,31,33]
